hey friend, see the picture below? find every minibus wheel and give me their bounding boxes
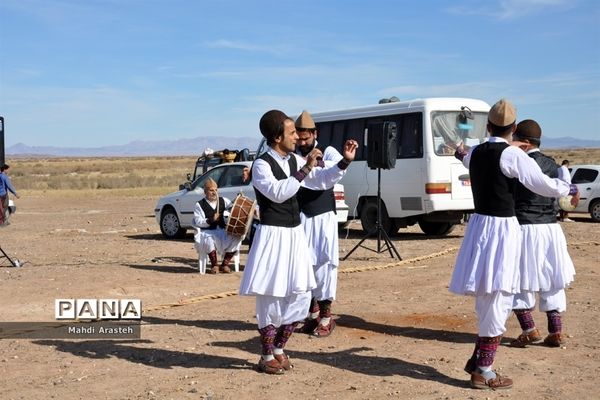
[359,199,394,236]
[418,220,456,236]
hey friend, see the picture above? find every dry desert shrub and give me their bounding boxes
[545,148,600,165]
[5,149,599,196]
[8,156,197,193]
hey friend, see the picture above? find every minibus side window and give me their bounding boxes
[396,113,423,159]
[317,120,368,161]
[330,122,346,153]
[317,122,333,149]
[316,113,423,160]
[345,119,367,161]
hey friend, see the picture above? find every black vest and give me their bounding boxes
[199,197,226,230]
[254,153,301,227]
[296,144,336,217]
[514,151,559,224]
[470,141,517,217]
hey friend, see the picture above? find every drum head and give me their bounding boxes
[226,194,256,238]
[558,195,577,212]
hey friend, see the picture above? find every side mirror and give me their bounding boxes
[180,182,192,191]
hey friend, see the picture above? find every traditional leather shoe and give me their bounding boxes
[219,265,232,274]
[296,317,320,334]
[312,319,336,338]
[464,357,476,374]
[510,328,542,348]
[274,353,293,371]
[207,267,218,274]
[543,333,564,347]
[257,358,284,375]
[470,371,513,390]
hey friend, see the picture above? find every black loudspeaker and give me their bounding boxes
[367,121,397,169]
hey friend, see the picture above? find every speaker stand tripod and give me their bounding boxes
[342,167,401,261]
[0,245,20,267]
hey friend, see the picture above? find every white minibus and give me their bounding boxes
[258,97,491,236]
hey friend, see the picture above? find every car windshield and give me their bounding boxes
[191,164,251,191]
[192,167,226,190]
[431,110,488,156]
[220,165,251,187]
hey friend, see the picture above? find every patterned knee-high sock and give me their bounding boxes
[274,322,299,350]
[317,300,332,325]
[308,297,319,319]
[546,310,562,334]
[258,325,277,358]
[221,252,236,268]
[207,250,218,269]
[317,300,332,318]
[476,336,502,369]
[468,337,480,364]
[514,309,536,331]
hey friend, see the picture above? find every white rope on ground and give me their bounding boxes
[5,241,596,335]
[143,246,462,314]
[338,246,460,274]
[144,291,238,312]
[143,240,599,313]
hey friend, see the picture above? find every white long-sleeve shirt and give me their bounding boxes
[252,147,346,204]
[462,137,571,199]
[192,197,232,228]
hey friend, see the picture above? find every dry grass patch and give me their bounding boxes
[9,156,197,193]
[5,149,599,197]
[545,148,600,165]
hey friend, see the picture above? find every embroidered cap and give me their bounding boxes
[488,98,516,127]
[295,110,316,130]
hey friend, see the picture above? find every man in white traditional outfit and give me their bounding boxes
[450,99,579,390]
[192,178,242,274]
[508,119,575,348]
[239,110,357,375]
[294,110,343,338]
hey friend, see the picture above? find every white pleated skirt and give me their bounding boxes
[449,214,522,296]
[239,224,316,297]
[300,211,339,267]
[194,228,242,254]
[518,223,575,291]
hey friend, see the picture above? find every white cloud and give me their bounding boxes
[234,94,359,116]
[378,70,599,108]
[446,0,574,20]
[203,39,289,56]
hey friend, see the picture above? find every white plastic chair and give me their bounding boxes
[196,236,241,274]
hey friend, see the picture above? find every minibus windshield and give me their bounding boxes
[431,111,488,156]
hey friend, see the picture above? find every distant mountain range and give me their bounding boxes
[6,136,260,157]
[5,135,599,157]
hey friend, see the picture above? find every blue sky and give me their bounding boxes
[1,0,599,148]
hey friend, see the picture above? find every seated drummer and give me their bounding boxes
[192,178,242,274]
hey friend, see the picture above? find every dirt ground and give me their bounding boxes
[0,195,598,400]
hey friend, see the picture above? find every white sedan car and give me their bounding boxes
[569,164,600,222]
[155,161,349,238]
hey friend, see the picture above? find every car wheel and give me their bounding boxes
[160,208,186,238]
[418,220,456,236]
[359,199,394,236]
[590,200,600,222]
